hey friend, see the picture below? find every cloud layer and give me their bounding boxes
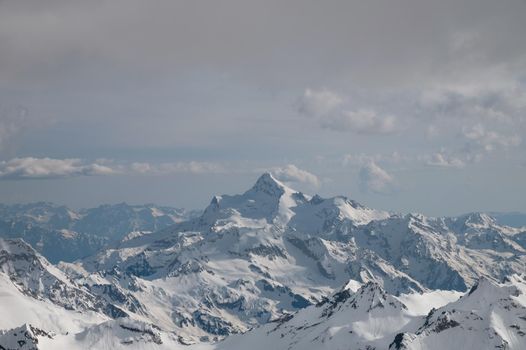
[1,0,525,88]
[0,158,115,179]
[0,158,228,180]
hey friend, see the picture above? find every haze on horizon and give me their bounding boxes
[0,0,525,216]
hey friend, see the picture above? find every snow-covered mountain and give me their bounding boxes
[7,273,526,350]
[218,275,526,350]
[0,238,129,318]
[0,202,199,263]
[0,324,51,350]
[55,174,526,342]
[391,274,526,349]
[217,281,454,350]
[2,173,526,349]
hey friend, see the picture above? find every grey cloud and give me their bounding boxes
[418,83,526,123]
[342,152,407,167]
[1,0,525,88]
[321,109,397,134]
[344,150,466,169]
[129,161,226,175]
[299,89,399,134]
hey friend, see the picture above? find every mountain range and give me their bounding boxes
[1,173,525,349]
[0,202,200,263]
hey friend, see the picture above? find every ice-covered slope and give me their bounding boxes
[215,276,526,350]
[0,238,193,350]
[391,275,526,350]
[351,213,526,290]
[216,281,459,350]
[0,239,113,349]
[0,319,211,350]
[0,280,457,350]
[0,324,49,350]
[0,272,106,334]
[0,238,129,319]
[289,194,389,234]
[38,318,206,350]
[6,276,526,350]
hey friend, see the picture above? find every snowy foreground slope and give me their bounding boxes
[4,269,526,350]
[218,276,526,350]
[1,173,526,349]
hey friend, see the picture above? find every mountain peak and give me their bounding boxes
[461,212,496,228]
[247,173,290,197]
[0,324,40,350]
[466,276,504,297]
[199,173,300,225]
[0,238,38,258]
[349,281,407,312]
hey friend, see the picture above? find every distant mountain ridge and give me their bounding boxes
[0,202,200,263]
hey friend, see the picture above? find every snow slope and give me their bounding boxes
[216,276,526,350]
[391,275,526,350]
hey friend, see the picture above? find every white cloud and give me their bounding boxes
[359,161,396,194]
[0,157,115,179]
[130,162,152,173]
[270,164,320,187]
[424,152,465,168]
[0,158,227,180]
[298,88,343,117]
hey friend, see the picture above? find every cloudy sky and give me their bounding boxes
[0,0,525,216]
